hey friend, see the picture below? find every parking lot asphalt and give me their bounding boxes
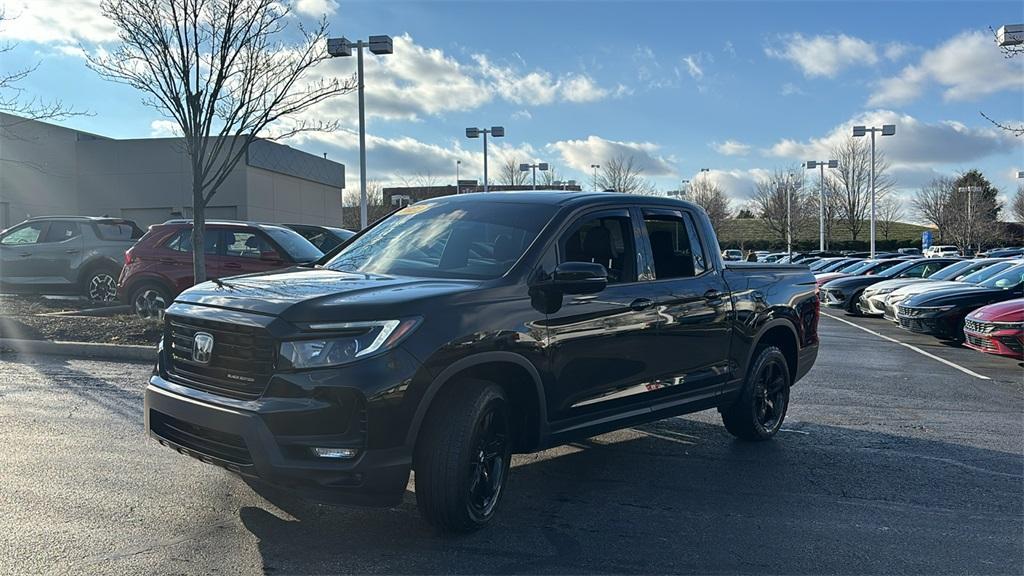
[1,314,1021,576]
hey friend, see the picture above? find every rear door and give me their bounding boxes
[32,220,84,284]
[638,207,734,396]
[220,229,285,276]
[544,207,667,420]
[161,227,221,292]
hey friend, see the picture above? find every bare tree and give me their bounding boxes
[498,157,528,186]
[915,171,1003,251]
[596,155,656,194]
[1013,185,1024,223]
[830,137,894,242]
[539,164,560,187]
[982,26,1023,137]
[687,177,732,230]
[751,169,811,247]
[912,176,954,243]
[87,0,356,283]
[399,171,441,188]
[877,194,906,241]
[0,10,85,127]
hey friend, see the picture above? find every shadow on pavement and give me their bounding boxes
[238,417,1022,575]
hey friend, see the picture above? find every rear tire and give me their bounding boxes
[82,265,120,303]
[721,346,791,441]
[414,379,512,533]
[130,282,171,319]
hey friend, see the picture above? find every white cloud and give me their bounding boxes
[765,110,1021,188]
[780,82,804,96]
[293,0,338,17]
[473,54,613,105]
[511,109,532,121]
[548,135,676,176]
[723,41,736,58]
[691,169,773,203]
[883,42,913,61]
[149,120,182,137]
[681,55,704,80]
[711,140,752,156]
[0,0,116,43]
[765,33,878,78]
[868,30,1024,106]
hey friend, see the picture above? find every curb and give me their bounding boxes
[0,338,156,362]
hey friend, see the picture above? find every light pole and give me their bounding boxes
[784,172,794,260]
[455,160,461,194]
[591,164,600,191]
[805,159,838,251]
[328,35,393,230]
[958,185,983,254]
[680,179,690,198]
[465,126,504,192]
[520,162,549,190]
[853,124,896,258]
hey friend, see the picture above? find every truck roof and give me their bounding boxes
[428,191,699,211]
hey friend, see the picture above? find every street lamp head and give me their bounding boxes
[327,37,352,57]
[805,161,817,169]
[852,125,866,137]
[368,35,393,55]
[519,163,530,172]
[490,126,505,138]
[881,124,896,136]
[699,168,710,172]
[1018,170,1024,178]
[591,163,600,169]
[538,163,549,171]
[827,160,838,168]
[465,127,480,138]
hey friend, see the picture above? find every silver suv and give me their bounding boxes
[0,216,144,301]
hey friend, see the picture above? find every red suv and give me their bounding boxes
[118,220,323,317]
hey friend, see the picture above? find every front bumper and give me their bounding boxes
[963,328,1024,359]
[145,376,412,506]
[858,293,888,316]
[896,308,961,338]
[820,288,847,308]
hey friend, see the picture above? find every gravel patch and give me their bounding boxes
[0,295,160,345]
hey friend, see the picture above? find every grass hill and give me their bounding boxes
[716,218,929,251]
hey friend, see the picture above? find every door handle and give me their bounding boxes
[629,298,654,311]
[703,289,723,301]
[223,262,242,269]
[158,258,177,264]
[19,252,32,258]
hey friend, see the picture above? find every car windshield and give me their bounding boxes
[876,259,921,278]
[961,261,1017,284]
[325,200,556,280]
[838,260,872,273]
[979,264,1024,290]
[263,227,324,262]
[929,260,981,281]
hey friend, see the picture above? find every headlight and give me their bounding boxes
[916,305,957,316]
[992,321,1024,329]
[279,318,420,369]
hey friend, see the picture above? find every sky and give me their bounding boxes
[2,0,1023,216]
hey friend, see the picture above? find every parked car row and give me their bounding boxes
[817,256,1023,359]
[0,215,355,312]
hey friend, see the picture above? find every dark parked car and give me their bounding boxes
[143,192,820,532]
[117,220,322,317]
[897,263,1024,339]
[819,258,958,314]
[0,216,144,301]
[284,224,355,253]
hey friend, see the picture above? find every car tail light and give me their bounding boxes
[124,247,136,265]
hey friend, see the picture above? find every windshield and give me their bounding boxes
[929,260,980,281]
[961,261,1018,284]
[264,227,324,262]
[876,259,920,278]
[325,200,556,280]
[839,260,874,274]
[979,264,1024,290]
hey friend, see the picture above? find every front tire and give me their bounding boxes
[130,282,171,319]
[721,346,791,441]
[414,379,512,533]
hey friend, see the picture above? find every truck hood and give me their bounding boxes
[174,268,482,320]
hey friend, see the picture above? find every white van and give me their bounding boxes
[924,245,959,258]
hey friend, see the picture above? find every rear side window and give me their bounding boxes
[43,222,81,243]
[642,211,706,279]
[96,222,143,240]
[165,229,220,254]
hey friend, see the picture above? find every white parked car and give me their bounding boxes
[924,245,959,258]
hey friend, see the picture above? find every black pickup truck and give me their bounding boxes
[145,192,819,532]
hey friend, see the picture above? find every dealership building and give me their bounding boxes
[0,112,345,229]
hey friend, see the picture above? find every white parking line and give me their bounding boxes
[821,312,991,381]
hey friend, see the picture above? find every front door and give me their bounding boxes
[543,208,665,421]
[0,221,49,285]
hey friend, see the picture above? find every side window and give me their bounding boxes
[225,231,271,258]
[902,262,930,278]
[641,211,706,280]
[559,213,635,284]
[1,222,46,245]
[42,222,81,243]
[165,229,219,254]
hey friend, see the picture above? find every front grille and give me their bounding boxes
[898,305,920,317]
[150,410,252,466]
[899,316,935,333]
[166,315,275,400]
[965,333,997,352]
[964,319,995,334]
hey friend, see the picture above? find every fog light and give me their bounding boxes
[311,447,358,459]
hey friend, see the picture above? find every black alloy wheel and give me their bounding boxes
[721,345,791,441]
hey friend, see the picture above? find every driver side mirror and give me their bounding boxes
[549,261,608,294]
